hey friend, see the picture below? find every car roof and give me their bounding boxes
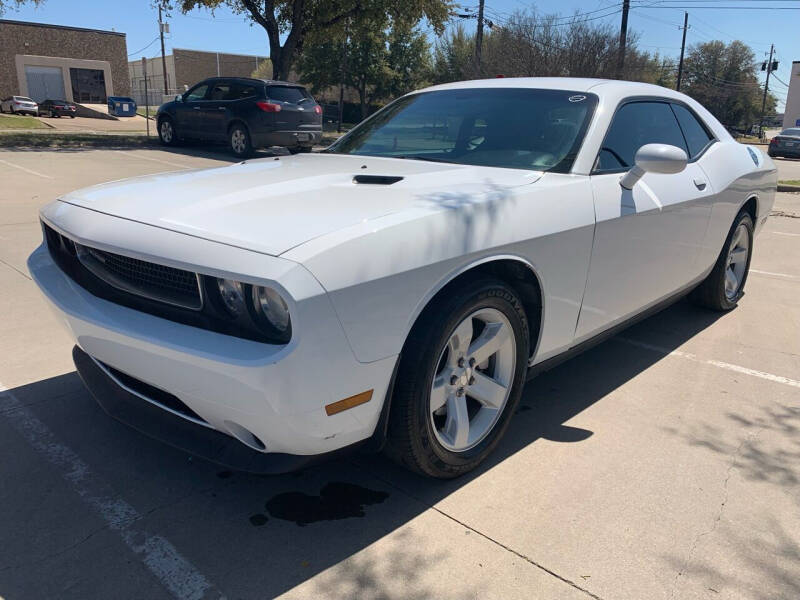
[418,77,689,101]
[201,76,304,87]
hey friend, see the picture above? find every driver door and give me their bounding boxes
[174,83,209,138]
[574,100,714,342]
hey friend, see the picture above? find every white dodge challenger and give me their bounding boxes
[29,78,777,478]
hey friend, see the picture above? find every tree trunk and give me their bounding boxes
[271,47,292,81]
[359,80,367,121]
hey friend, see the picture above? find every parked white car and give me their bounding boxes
[29,78,777,478]
[0,95,39,116]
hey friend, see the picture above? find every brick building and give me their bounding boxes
[0,19,129,103]
[129,48,270,106]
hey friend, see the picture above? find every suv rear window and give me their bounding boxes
[267,86,309,104]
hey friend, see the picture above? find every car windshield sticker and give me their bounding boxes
[568,95,586,103]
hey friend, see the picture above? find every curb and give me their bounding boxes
[778,184,800,193]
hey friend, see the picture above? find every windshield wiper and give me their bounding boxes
[394,155,454,164]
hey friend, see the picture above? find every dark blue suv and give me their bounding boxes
[156,77,323,158]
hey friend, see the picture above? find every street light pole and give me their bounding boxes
[676,12,688,91]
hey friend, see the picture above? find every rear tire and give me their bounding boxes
[288,146,312,155]
[229,123,252,158]
[385,277,530,478]
[691,211,754,311]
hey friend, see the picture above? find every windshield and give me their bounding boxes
[328,88,598,172]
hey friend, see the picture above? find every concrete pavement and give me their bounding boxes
[0,147,798,600]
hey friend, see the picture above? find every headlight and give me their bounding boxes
[212,277,291,344]
[217,279,246,316]
[252,285,290,332]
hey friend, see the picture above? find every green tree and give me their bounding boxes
[166,0,451,81]
[298,17,430,119]
[681,40,777,128]
[0,0,43,15]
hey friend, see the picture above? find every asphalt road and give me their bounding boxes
[1,147,798,600]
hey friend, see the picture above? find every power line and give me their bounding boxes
[128,36,160,57]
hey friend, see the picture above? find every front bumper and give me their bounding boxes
[28,207,397,465]
[72,346,358,472]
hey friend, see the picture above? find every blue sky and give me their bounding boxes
[5,0,797,110]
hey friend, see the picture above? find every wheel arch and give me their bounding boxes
[404,255,545,362]
[741,195,758,222]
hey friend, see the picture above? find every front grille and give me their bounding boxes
[74,242,202,310]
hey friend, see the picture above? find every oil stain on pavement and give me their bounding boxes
[250,482,390,527]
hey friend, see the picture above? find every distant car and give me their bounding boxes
[38,99,78,118]
[0,96,38,116]
[156,77,323,157]
[768,127,800,158]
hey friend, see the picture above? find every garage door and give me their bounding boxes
[25,66,66,103]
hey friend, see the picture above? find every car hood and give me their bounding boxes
[59,154,542,256]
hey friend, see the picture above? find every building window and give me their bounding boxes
[70,68,107,103]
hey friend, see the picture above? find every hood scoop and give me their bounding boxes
[352,174,404,185]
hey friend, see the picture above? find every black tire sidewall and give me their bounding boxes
[401,279,529,475]
[230,124,252,157]
[714,212,754,309]
[158,117,176,146]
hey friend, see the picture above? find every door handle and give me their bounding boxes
[693,178,707,191]
[217,107,226,111]
[193,106,201,110]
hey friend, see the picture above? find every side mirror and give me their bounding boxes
[620,143,688,190]
[174,94,182,102]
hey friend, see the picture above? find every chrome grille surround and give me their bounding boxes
[74,242,203,311]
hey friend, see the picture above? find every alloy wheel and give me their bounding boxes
[429,308,516,452]
[160,120,173,143]
[724,222,750,299]
[231,129,246,154]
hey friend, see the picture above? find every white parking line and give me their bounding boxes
[0,157,53,179]
[113,150,193,170]
[750,269,800,280]
[617,338,800,388]
[0,381,223,600]
[771,231,800,237]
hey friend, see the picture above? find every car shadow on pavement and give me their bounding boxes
[1,298,727,599]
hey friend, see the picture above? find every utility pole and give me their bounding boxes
[676,12,688,91]
[759,43,775,139]
[158,5,169,95]
[475,0,485,70]
[616,0,630,79]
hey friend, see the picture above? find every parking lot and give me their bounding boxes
[0,147,798,600]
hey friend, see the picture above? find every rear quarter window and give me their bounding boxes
[671,104,714,158]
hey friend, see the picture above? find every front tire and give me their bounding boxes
[158,117,178,146]
[691,211,754,311]
[385,277,530,478]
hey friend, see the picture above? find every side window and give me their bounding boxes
[227,84,258,100]
[184,84,209,101]
[671,104,714,158]
[208,83,231,101]
[596,101,688,172]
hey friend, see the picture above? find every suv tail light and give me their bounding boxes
[256,101,281,113]
[313,105,322,114]
[769,138,777,145]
